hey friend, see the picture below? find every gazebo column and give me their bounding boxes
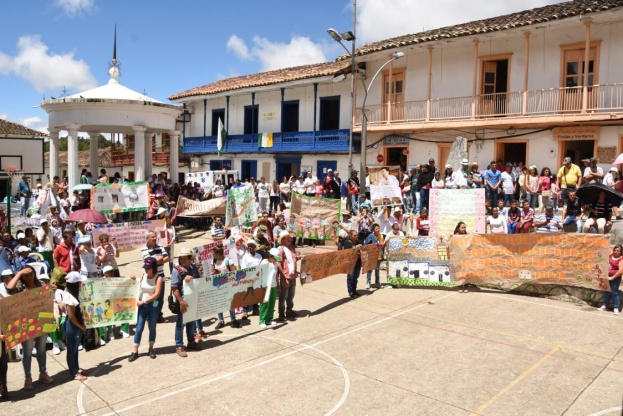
[88,131,100,179]
[168,130,180,183]
[49,128,60,180]
[132,126,147,181]
[145,132,153,178]
[66,124,81,189]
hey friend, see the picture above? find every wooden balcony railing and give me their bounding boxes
[110,148,188,166]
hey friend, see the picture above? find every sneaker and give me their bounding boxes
[615,308,620,315]
[58,340,66,350]
[176,347,188,357]
[366,283,370,289]
[268,320,277,326]
[52,344,61,355]
[24,376,33,391]
[215,321,226,330]
[231,319,242,328]
[128,352,139,362]
[38,372,54,384]
[149,349,157,359]
[259,323,267,329]
[120,330,130,338]
[186,341,203,351]
[99,338,106,346]
[78,345,83,351]
[597,305,607,311]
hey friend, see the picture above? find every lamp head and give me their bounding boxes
[341,31,355,42]
[392,51,405,60]
[327,28,342,42]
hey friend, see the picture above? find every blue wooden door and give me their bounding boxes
[316,160,337,179]
[240,160,257,181]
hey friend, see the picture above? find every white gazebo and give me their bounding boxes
[40,59,181,189]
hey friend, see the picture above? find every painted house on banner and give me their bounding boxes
[170,0,623,181]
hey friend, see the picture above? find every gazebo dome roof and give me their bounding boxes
[68,66,162,103]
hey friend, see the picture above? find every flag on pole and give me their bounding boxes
[217,118,227,157]
[258,132,273,149]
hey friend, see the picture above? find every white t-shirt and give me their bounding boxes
[256,182,270,198]
[387,230,405,237]
[376,211,396,235]
[0,283,9,298]
[279,182,290,195]
[240,251,262,269]
[304,177,317,194]
[584,166,604,182]
[487,215,507,234]
[260,259,278,288]
[500,171,515,194]
[36,228,54,252]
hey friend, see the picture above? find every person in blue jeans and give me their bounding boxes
[364,224,384,289]
[342,230,362,298]
[128,257,163,361]
[17,176,31,216]
[63,272,88,381]
[171,248,203,357]
[484,161,502,208]
[599,244,623,315]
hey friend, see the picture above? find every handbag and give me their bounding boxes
[541,190,550,198]
[168,288,181,314]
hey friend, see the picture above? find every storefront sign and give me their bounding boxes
[552,126,600,141]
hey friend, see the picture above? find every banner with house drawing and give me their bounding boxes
[92,220,167,251]
[225,184,258,227]
[79,278,141,329]
[448,234,610,290]
[429,189,486,239]
[385,236,455,287]
[289,193,341,240]
[182,263,270,324]
[92,181,150,213]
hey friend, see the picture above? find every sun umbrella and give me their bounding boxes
[576,182,623,206]
[65,209,108,224]
[72,184,93,191]
[613,153,623,165]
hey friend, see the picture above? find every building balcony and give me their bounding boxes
[182,129,360,154]
[110,147,189,166]
[355,83,623,130]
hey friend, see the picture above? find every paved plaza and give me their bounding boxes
[2,234,623,416]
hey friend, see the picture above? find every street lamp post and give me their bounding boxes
[360,51,405,181]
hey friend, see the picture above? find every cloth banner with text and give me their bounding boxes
[0,285,55,351]
[92,220,167,251]
[79,278,141,329]
[192,239,239,277]
[289,193,341,240]
[429,189,486,239]
[299,249,358,283]
[449,234,611,291]
[225,184,258,227]
[370,184,403,208]
[385,236,454,287]
[360,244,382,273]
[176,196,226,217]
[92,181,150,214]
[182,263,270,324]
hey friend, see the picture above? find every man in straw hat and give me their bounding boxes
[276,231,299,321]
[171,247,203,357]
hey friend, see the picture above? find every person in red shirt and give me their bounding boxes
[53,230,80,273]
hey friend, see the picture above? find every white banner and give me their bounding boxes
[370,184,402,208]
[92,182,150,214]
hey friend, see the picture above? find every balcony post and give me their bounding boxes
[581,20,592,113]
[523,32,531,115]
[169,130,181,183]
[87,131,100,180]
[471,39,479,119]
[426,46,433,121]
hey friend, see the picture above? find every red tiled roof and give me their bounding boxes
[352,0,623,58]
[169,60,351,100]
[44,148,112,168]
[0,118,48,137]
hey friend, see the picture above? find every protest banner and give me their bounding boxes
[27,189,56,216]
[299,249,358,283]
[192,239,238,277]
[449,234,611,291]
[368,166,401,185]
[176,196,226,217]
[92,181,150,214]
[182,263,270,324]
[92,220,167,251]
[0,285,55,351]
[429,189,486,239]
[360,244,382,273]
[225,184,258,227]
[79,278,141,329]
[385,236,454,287]
[370,184,403,208]
[289,193,341,240]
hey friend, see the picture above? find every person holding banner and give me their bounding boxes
[342,230,362,298]
[63,271,88,381]
[277,231,299,320]
[141,231,169,324]
[598,244,623,315]
[240,240,263,319]
[0,270,13,400]
[128,257,163,362]
[364,224,383,289]
[212,246,241,329]
[259,248,282,328]
[36,219,55,269]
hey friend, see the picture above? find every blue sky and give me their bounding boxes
[0,0,558,133]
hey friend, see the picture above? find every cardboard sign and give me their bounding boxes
[225,184,258,228]
[192,239,238,277]
[182,263,270,324]
[80,278,141,329]
[289,193,341,240]
[368,166,401,185]
[92,220,167,251]
[92,181,150,214]
[385,236,454,287]
[176,196,226,217]
[370,184,403,208]
[299,249,358,283]
[0,285,55,350]
[449,234,610,290]
[429,189,486,239]
[360,244,382,273]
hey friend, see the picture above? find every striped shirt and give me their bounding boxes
[141,244,167,277]
[211,224,225,239]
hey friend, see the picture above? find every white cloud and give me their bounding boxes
[228,35,327,71]
[54,0,94,16]
[0,113,7,121]
[17,116,49,133]
[0,35,97,93]
[357,0,560,43]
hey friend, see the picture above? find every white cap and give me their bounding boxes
[157,207,167,216]
[102,265,115,274]
[246,239,258,247]
[40,219,48,225]
[17,233,26,239]
[1,269,13,277]
[610,167,618,172]
[445,164,452,169]
[66,271,86,283]
[18,246,31,253]
[327,169,333,172]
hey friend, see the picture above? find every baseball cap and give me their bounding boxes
[268,248,282,261]
[102,265,115,274]
[471,162,479,166]
[156,207,167,216]
[246,239,258,247]
[66,271,86,284]
[142,256,158,271]
[429,158,435,162]
[610,167,619,172]
[445,164,452,169]
[506,162,513,167]
[40,219,48,225]
[581,158,590,162]
[77,235,91,245]
[1,269,14,277]
[563,157,572,164]
[17,232,25,239]
[18,246,31,253]
[327,169,333,172]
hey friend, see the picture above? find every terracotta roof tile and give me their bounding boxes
[169,60,351,101]
[0,118,48,137]
[44,148,111,168]
[352,0,623,58]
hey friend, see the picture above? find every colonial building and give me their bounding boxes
[171,0,623,180]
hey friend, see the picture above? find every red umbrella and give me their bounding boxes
[65,209,109,224]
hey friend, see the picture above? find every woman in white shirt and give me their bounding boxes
[128,257,162,362]
[78,235,99,279]
[64,272,88,381]
[431,171,445,189]
[279,177,291,203]
[212,179,225,199]
[487,207,508,234]
[269,179,280,212]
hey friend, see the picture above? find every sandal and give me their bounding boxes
[73,374,88,381]
[78,369,88,376]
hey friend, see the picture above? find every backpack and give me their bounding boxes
[82,328,99,351]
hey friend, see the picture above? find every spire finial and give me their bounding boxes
[108,24,120,82]
[112,24,117,65]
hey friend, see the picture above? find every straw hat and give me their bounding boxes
[178,247,194,259]
[278,231,292,244]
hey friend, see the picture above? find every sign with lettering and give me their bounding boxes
[192,239,238,277]
[299,249,358,283]
[0,285,55,350]
[368,166,401,185]
[79,278,141,329]
[370,184,403,208]
[597,146,617,164]
[92,181,150,214]
[289,193,341,240]
[552,126,600,141]
[449,234,610,290]
[92,220,167,251]
[225,184,258,227]
[176,196,226,217]
[182,263,270,324]
[429,189,486,240]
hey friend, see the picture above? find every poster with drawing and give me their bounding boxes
[429,189,486,239]
[79,278,141,329]
[92,181,150,213]
[225,184,258,227]
[192,239,238,278]
[385,236,454,287]
[289,193,341,240]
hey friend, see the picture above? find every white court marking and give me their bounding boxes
[588,406,623,416]
[79,292,457,415]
